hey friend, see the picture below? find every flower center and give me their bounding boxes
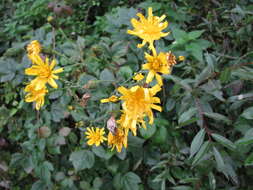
[152,58,161,70]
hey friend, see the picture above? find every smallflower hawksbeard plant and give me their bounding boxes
[86,7,179,153]
[24,41,63,110]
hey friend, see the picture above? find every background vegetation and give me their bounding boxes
[0,0,253,189]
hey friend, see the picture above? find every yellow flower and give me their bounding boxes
[27,40,41,56]
[85,127,107,146]
[117,85,162,132]
[133,73,144,81]
[24,82,48,110]
[108,128,128,152]
[25,57,63,90]
[127,7,169,54]
[142,51,176,86]
[117,112,146,136]
[178,55,185,61]
[100,95,119,103]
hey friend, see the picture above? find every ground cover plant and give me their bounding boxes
[0,0,253,189]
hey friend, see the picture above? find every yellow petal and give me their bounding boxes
[146,71,155,83]
[155,74,163,86]
[48,78,58,88]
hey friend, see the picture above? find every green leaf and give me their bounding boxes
[245,152,253,166]
[152,126,167,144]
[213,147,227,178]
[188,30,205,40]
[100,68,115,81]
[69,150,95,171]
[139,123,156,139]
[92,146,114,160]
[241,107,253,120]
[171,186,193,190]
[195,66,213,86]
[118,66,133,80]
[31,180,47,190]
[211,133,236,150]
[179,108,197,124]
[235,136,253,146]
[122,172,141,190]
[220,68,231,83]
[186,42,203,62]
[208,172,216,190]
[190,129,206,158]
[51,103,65,122]
[192,141,210,166]
[204,112,231,124]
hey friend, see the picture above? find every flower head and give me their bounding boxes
[127,7,169,52]
[108,128,128,152]
[178,55,185,61]
[117,85,162,132]
[117,111,146,136]
[101,95,119,103]
[143,51,176,86]
[133,73,144,81]
[24,82,48,110]
[27,40,42,56]
[25,56,63,90]
[85,127,107,146]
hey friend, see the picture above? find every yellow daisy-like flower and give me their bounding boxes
[117,111,146,136]
[85,127,107,146]
[100,95,119,103]
[108,127,128,152]
[24,82,48,110]
[117,84,162,132]
[142,51,176,86]
[27,40,42,55]
[178,55,185,61]
[127,7,169,54]
[25,56,63,90]
[133,73,144,81]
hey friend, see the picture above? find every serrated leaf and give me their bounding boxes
[211,133,236,150]
[69,150,95,171]
[190,129,206,158]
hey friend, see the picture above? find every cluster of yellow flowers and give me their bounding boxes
[24,41,63,110]
[86,7,179,152]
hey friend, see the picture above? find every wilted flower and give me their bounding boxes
[27,40,41,56]
[107,116,117,135]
